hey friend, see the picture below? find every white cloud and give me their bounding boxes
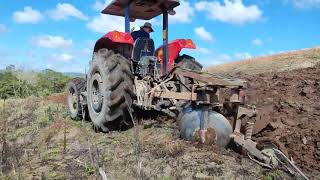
[170,0,194,23]
[87,14,124,33]
[0,24,7,33]
[235,52,252,59]
[93,0,110,11]
[58,53,73,62]
[32,35,73,49]
[268,50,275,55]
[201,54,232,66]
[48,3,88,21]
[194,27,214,41]
[195,0,262,25]
[252,38,263,46]
[12,6,44,24]
[198,47,210,54]
[287,0,320,8]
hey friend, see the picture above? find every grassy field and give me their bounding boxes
[2,47,319,178]
[206,47,320,76]
[0,95,286,179]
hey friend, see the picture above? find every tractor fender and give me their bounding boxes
[155,39,196,71]
[93,31,134,58]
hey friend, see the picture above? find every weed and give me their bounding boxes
[85,164,96,176]
[43,147,62,161]
[111,139,120,145]
[103,154,113,162]
[45,171,65,180]
[262,170,284,180]
[0,173,10,180]
[162,176,169,180]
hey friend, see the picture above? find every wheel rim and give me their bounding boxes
[90,73,103,113]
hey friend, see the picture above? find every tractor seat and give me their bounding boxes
[132,37,155,62]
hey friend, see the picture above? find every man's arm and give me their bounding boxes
[131,31,138,41]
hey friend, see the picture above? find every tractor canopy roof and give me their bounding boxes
[102,0,180,20]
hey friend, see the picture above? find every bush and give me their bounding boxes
[0,71,35,99]
[0,68,71,99]
[36,69,71,96]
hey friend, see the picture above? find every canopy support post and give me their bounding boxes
[162,11,169,75]
[125,6,130,33]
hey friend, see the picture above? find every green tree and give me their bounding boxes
[0,71,34,99]
[5,65,15,71]
[36,69,71,96]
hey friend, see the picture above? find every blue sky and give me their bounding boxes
[0,0,319,72]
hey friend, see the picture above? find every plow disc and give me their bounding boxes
[179,107,232,148]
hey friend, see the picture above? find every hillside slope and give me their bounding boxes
[206,47,320,76]
[207,48,320,178]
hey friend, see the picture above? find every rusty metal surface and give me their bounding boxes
[172,68,247,88]
[237,107,257,119]
[230,133,268,162]
[174,68,233,86]
[252,106,273,135]
[153,91,197,101]
[256,137,289,158]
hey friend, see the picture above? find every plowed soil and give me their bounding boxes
[239,66,320,178]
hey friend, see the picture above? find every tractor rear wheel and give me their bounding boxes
[176,54,202,92]
[87,48,134,132]
[176,54,202,71]
[67,77,85,120]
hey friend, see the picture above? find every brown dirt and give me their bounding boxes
[238,66,320,178]
[44,93,67,104]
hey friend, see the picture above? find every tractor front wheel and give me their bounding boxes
[67,77,86,120]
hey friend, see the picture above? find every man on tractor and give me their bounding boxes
[131,22,154,41]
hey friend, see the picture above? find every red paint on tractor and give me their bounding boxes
[104,31,134,45]
[156,39,196,71]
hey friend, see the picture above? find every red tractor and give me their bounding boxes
[66,1,308,178]
[68,0,204,132]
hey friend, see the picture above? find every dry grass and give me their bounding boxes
[0,96,276,179]
[206,47,320,76]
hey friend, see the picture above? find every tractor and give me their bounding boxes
[66,0,308,179]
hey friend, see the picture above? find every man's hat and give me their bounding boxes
[141,22,154,32]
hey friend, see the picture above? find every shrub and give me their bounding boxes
[0,71,35,99]
[0,68,71,99]
[36,69,71,96]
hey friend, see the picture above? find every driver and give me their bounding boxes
[131,22,154,41]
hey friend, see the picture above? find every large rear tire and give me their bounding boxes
[67,77,86,120]
[176,54,202,92]
[176,54,202,71]
[87,48,134,132]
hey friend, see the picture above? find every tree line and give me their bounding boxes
[0,66,72,99]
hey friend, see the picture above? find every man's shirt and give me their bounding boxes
[131,29,150,41]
